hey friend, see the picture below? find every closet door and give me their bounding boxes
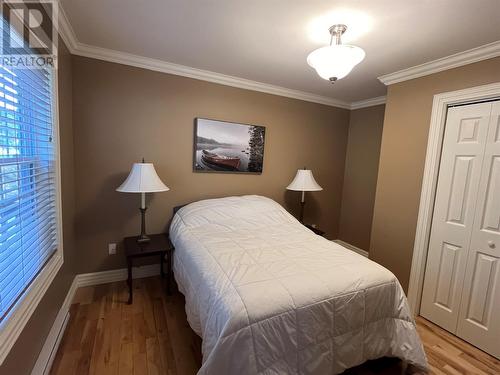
[456,101,500,358]
[420,102,491,332]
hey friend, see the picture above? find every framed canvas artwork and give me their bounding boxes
[193,118,265,174]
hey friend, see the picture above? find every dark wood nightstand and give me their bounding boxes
[124,233,174,304]
[304,224,326,236]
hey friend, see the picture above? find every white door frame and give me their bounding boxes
[407,81,500,316]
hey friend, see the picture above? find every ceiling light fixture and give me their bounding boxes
[307,24,365,83]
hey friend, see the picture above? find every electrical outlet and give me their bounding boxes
[108,243,117,255]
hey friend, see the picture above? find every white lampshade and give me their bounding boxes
[307,44,365,81]
[116,163,169,193]
[286,169,323,192]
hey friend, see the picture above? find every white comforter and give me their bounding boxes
[169,195,427,374]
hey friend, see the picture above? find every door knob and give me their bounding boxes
[488,241,495,249]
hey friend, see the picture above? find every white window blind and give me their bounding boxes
[0,22,57,322]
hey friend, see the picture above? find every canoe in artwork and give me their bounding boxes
[201,150,241,170]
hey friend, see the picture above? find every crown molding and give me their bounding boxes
[73,42,352,109]
[56,0,78,53]
[56,2,390,110]
[350,96,386,110]
[378,41,500,86]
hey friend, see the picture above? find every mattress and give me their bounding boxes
[169,195,427,374]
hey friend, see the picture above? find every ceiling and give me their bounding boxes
[60,0,500,103]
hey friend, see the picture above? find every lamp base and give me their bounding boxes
[137,206,150,244]
[299,200,305,223]
[137,234,150,244]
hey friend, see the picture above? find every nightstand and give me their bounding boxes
[304,224,326,236]
[124,233,174,304]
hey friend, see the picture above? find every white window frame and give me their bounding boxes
[0,61,64,365]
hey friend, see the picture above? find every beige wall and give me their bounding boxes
[71,56,350,274]
[339,104,385,250]
[370,56,500,291]
[0,42,77,374]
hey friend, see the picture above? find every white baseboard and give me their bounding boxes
[32,264,161,374]
[31,277,78,375]
[334,239,369,258]
[76,263,161,287]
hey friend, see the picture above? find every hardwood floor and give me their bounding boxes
[50,277,500,375]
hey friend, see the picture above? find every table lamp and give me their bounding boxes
[117,160,169,243]
[286,168,323,222]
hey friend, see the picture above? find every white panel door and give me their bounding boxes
[420,102,492,332]
[456,101,500,358]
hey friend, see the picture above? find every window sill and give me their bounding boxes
[0,250,63,365]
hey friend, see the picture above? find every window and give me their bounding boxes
[0,25,59,323]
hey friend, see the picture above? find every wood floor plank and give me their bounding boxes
[118,342,134,375]
[133,352,147,375]
[132,311,147,356]
[51,277,500,375]
[53,350,80,375]
[153,297,177,374]
[458,351,500,375]
[142,281,158,339]
[120,302,133,345]
[163,294,199,375]
[146,337,163,375]
[417,317,500,373]
[103,308,122,374]
[75,317,99,375]
[73,286,95,305]
[91,291,122,375]
[68,304,90,351]
[88,295,106,375]
[432,345,486,375]
[50,303,80,374]
[417,317,500,367]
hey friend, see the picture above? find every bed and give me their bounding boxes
[169,195,427,374]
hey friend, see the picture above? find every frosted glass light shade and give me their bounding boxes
[307,44,365,81]
[116,163,169,193]
[286,169,323,191]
